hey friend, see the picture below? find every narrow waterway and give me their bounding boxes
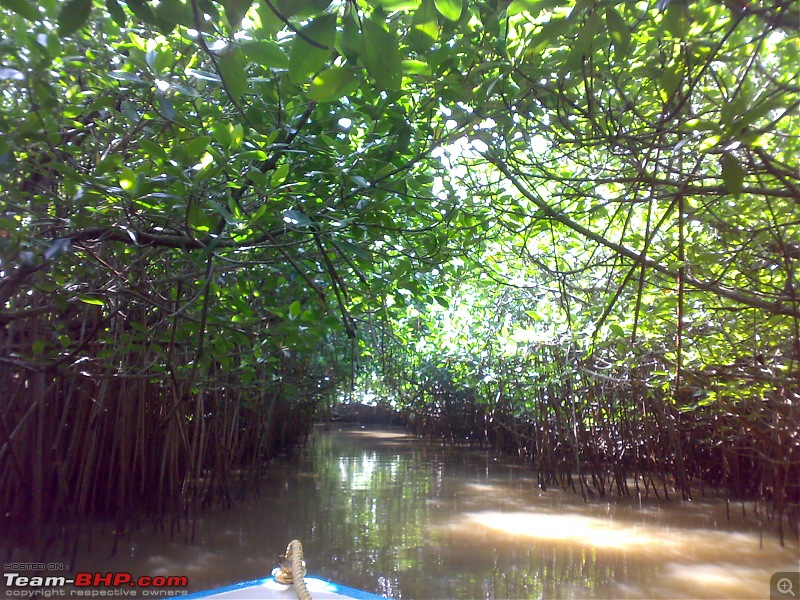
[13,425,799,599]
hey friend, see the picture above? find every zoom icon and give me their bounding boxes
[772,572,800,600]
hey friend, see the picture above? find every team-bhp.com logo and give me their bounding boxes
[4,571,188,597]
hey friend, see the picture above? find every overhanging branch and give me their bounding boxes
[488,156,800,319]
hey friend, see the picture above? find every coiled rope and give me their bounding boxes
[275,539,312,600]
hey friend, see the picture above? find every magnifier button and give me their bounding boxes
[778,578,796,597]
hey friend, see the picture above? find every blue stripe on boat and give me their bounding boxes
[184,576,383,599]
[184,577,271,599]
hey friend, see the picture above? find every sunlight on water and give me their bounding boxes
[445,507,797,598]
[455,510,688,549]
[340,451,379,490]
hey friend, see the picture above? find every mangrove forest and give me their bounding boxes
[0,0,798,562]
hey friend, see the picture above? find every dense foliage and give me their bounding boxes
[0,0,797,552]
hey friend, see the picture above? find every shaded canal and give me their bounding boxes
[34,425,800,598]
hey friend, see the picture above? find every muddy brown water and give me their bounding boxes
[5,425,799,598]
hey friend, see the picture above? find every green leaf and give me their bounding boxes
[434,0,461,21]
[659,67,681,99]
[211,122,234,149]
[241,40,289,69]
[186,68,221,82]
[182,136,211,158]
[605,7,630,56]
[272,0,315,19]
[572,10,601,60]
[77,294,105,306]
[126,0,157,24]
[662,2,689,38]
[158,96,175,119]
[208,199,234,225]
[146,49,169,75]
[720,95,747,127]
[221,0,253,28]
[232,123,245,149]
[411,0,439,49]
[402,59,430,75]
[336,238,373,261]
[732,97,784,135]
[300,309,317,323]
[138,139,169,161]
[188,203,212,232]
[284,209,312,227]
[721,153,745,196]
[0,0,39,21]
[154,0,195,27]
[340,9,361,61]
[254,1,284,34]
[360,18,403,90]
[247,203,269,226]
[289,300,302,318]
[376,0,421,10]
[57,0,92,36]
[288,13,336,83]
[119,167,136,193]
[308,66,361,102]
[507,0,538,16]
[108,70,145,83]
[246,169,268,187]
[105,0,126,25]
[217,47,248,99]
[271,163,290,187]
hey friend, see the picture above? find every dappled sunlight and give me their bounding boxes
[443,507,798,598]
[453,481,543,512]
[606,562,784,599]
[451,510,687,551]
[656,563,768,599]
[329,426,420,448]
[448,508,795,560]
[347,428,410,441]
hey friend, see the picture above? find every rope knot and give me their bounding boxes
[274,540,311,600]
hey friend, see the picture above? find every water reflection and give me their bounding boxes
[8,425,797,599]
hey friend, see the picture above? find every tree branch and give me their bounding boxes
[487,155,800,319]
